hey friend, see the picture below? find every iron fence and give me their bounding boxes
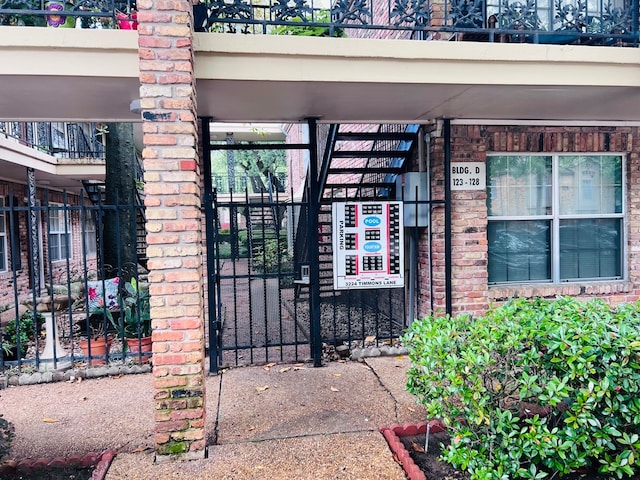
[0,187,149,373]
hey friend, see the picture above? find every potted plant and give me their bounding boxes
[123,278,151,363]
[119,278,152,364]
[77,316,112,366]
[80,286,115,367]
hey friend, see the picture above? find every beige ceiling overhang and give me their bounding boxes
[0,27,639,123]
[0,135,104,192]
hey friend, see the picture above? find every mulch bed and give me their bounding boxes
[1,465,95,479]
[0,450,116,480]
[398,431,469,480]
[382,422,640,480]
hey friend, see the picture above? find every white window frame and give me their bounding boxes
[48,204,72,262]
[487,153,625,285]
[0,198,7,273]
[83,211,97,257]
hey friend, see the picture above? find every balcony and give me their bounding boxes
[1,0,637,47]
[0,121,106,193]
[0,121,105,160]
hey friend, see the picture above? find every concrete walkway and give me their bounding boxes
[1,356,425,479]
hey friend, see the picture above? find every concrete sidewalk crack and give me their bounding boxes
[364,359,399,422]
[211,370,224,446]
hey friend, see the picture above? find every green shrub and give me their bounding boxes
[403,297,640,480]
[3,310,44,357]
[272,10,345,37]
[252,239,292,275]
[217,228,231,243]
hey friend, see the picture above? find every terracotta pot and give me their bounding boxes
[124,336,152,364]
[78,337,111,366]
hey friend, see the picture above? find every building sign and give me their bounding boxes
[451,162,486,190]
[332,201,404,290]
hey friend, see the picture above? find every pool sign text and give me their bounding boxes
[450,162,485,191]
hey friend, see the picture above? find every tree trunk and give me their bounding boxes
[103,123,138,280]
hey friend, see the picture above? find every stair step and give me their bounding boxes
[331,150,411,159]
[335,132,417,142]
[327,167,403,174]
[324,182,395,189]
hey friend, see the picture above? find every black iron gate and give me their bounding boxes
[204,119,423,373]
[203,118,319,373]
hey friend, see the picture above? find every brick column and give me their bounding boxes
[137,0,206,460]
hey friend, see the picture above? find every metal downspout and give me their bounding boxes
[407,127,426,325]
[444,119,452,316]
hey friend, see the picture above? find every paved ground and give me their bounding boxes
[1,356,425,479]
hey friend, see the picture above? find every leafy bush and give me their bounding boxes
[252,238,292,275]
[216,229,249,259]
[3,310,44,357]
[272,10,345,37]
[217,228,231,243]
[403,297,640,480]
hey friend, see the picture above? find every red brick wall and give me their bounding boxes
[138,0,206,460]
[421,123,640,319]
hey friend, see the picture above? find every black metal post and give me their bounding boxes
[202,117,220,374]
[307,118,322,367]
[26,167,40,296]
[633,0,639,43]
[226,133,240,259]
[443,119,452,316]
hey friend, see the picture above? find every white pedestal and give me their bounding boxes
[39,312,72,371]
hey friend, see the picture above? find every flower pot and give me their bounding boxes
[116,11,137,30]
[125,336,152,364]
[45,1,76,28]
[78,337,111,366]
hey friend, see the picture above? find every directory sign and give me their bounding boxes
[332,202,404,290]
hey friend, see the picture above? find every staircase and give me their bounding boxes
[246,173,284,269]
[295,123,420,294]
[247,199,279,257]
[82,179,148,269]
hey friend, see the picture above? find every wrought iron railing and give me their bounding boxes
[0,0,135,28]
[0,121,105,159]
[1,0,636,45]
[212,173,286,194]
[196,0,639,45]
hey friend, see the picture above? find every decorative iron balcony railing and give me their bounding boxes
[1,0,637,46]
[195,0,639,45]
[0,0,135,28]
[213,173,287,195]
[0,121,105,160]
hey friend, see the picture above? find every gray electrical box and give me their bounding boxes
[396,172,429,227]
